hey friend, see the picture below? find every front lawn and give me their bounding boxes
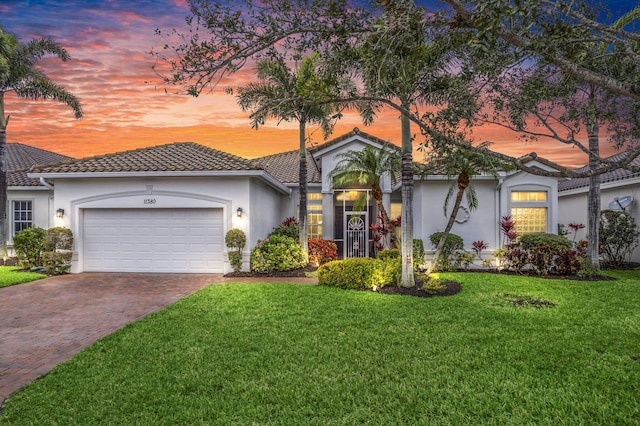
[0,266,46,288]
[1,271,639,424]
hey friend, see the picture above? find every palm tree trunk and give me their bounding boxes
[298,120,309,257]
[372,184,397,248]
[0,92,7,256]
[429,174,468,273]
[400,112,414,287]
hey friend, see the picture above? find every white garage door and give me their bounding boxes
[83,208,224,273]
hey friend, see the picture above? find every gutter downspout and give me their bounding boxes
[39,177,54,190]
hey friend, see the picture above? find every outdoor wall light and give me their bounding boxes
[56,208,65,218]
[236,207,243,217]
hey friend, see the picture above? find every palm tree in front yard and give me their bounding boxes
[236,53,343,256]
[328,143,401,249]
[0,25,83,253]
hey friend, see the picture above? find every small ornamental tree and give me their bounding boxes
[599,210,640,266]
[225,228,247,273]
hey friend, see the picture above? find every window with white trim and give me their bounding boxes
[510,191,548,234]
[307,193,323,239]
[13,200,33,236]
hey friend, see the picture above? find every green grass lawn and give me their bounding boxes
[0,266,46,288]
[1,271,640,425]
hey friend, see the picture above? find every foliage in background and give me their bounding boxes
[599,209,640,266]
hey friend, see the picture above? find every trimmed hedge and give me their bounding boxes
[317,258,384,289]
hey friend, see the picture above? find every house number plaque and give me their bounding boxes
[143,198,157,205]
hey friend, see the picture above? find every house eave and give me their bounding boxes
[559,175,640,197]
[8,186,51,191]
[28,170,292,195]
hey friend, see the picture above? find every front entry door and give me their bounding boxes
[345,210,369,258]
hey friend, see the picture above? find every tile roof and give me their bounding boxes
[253,150,321,184]
[307,127,397,154]
[8,143,73,187]
[30,142,263,174]
[558,150,640,192]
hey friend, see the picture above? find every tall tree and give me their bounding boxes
[443,0,640,102]
[471,4,640,270]
[328,143,402,249]
[0,25,82,253]
[236,54,342,255]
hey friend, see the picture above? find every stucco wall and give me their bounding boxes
[50,175,283,273]
[414,178,500,258]
[559,179,640,263]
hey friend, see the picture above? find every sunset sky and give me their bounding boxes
[0,0,635,167]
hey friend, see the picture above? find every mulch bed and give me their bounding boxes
[370,280,462,298]
[224,264,318,278]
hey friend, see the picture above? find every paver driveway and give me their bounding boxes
[0,272,224,405]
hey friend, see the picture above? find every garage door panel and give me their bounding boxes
[83,208,224,273]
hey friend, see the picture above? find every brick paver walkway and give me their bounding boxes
[0,273,316,406]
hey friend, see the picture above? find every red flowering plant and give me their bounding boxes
[568,222,585,245]
[370,214,400,253]
[471,240,488,262]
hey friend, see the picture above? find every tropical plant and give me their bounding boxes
[0,26,82,253]
[328,144,401,248]
[236,54,344,256]
[422,140,506,272]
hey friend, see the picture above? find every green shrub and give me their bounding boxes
[317,258,384,289]
[378,248,400,261]
[225,229,246,273]
[380,257,402,287]
[600,209,640,266]
[250,234,307,273]
[44,227,73,251]
[429,232,464,252]
[42,227,74,275]
[429,232,464,271]
[13,227,46,269]
[42,252,73,275]
[520,233,572,250]
[225,228,246,250]
[270,217,299,241]
[308,239,338,266]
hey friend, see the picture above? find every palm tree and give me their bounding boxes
[328,143,401,249]
[422,141,505,272]
[0,25,83,253]
[237,53,342,255]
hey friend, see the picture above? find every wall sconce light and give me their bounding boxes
[236,207,243,217]
[56,208,65,218]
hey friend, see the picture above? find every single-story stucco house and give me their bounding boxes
[558,149,640,263]
[16,128,569,274]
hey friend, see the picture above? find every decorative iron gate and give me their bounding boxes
[345,211,368,258]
